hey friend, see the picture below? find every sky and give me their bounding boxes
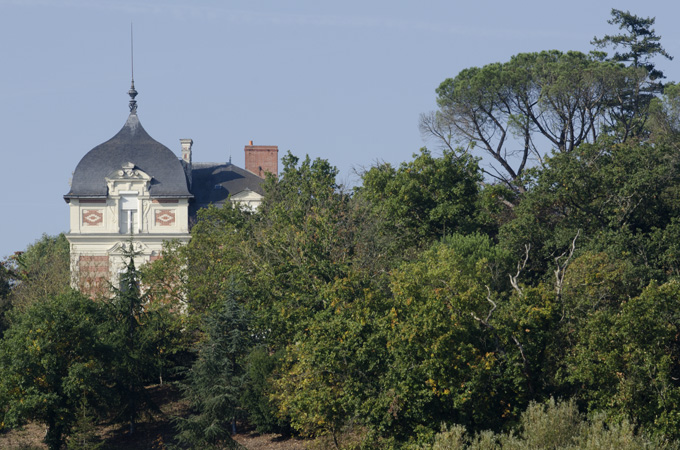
[1,0,679,259]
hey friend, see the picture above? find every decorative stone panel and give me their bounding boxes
[79,255,109,272]
[77,255,110,297]
[82,209,104,226]
[155,209,176,226]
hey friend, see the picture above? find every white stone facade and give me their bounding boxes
[66,162,191,294]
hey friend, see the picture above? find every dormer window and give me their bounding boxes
[120,194,139,234]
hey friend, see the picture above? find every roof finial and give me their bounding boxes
[128,22,138,114]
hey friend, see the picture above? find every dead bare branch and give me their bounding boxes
[554,230,580,299]
[509,244,530,296]
[470,285,498,329]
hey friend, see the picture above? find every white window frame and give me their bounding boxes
[119,192,140,234]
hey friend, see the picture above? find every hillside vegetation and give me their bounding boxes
[2,9,680,450]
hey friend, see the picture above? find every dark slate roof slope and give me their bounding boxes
[65,113,192,199]
[189,162,265,216]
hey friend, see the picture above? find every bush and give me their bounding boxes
[424,398,679,450]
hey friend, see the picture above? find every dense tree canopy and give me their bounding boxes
[357,148,483,242]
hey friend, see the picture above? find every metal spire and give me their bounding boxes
[128,23,138,113]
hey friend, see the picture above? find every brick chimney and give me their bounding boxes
[244,140,278,178]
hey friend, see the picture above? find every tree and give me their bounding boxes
[245,152,354,348]
[0,261,10,299]
[357,148,483,244]
[565,280,680,438]
[139,240,189,310]
[103,243,179,434]
[240,347,288,434]
[421,51,629,190]
[0,260,12,336]
[429,398,674,449]
[366,234,537,442]
[592,9,673,140]
[181,204,252,321]
[272,273,392,447]
[169,152,359,440]
[0,290,109,450]
[592,9,672,83]
[6,233,70,311]
[648,82,680,140]
[498,138,680,283]
[175,291,253,449]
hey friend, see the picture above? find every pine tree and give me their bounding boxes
[175,287,253,449]
[104,242,155,434]
[592,9,673,80]
[592,9,674,140]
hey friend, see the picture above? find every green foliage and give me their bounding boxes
[272,275,391,444]
[565,280,680,438]
[426,399,676,449]
[103,243,182,433]
[104,247,149,430]
[0,290,108,450]
[183,205,251,320]
[0,241,184,448]
[357,148,483,243]
[140,239,189,309]
[241,347,287,434]
[552,251,638,376]
[510,398,582,448]
[259,151,341,221]
[6,233,70,311]
[423,50,639,188]
[246,152,355,348]
[4,12,680,449]
[499,139,680,282]
[175,291,253,449]
[375,235,518,440]
[592,9,672,80]
[0,260,10,299]
[0,260,12,335]
[429,424,468,450]
[163,152,361,444]
[425,7,675,182]
[649,82,680,140]
[65,402,105,450]
[592,9,673,139]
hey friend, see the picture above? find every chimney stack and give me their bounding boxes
[180,139,193,188]
[244,140,278,178]
[180,139,193,164]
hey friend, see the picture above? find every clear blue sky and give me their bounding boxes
[1,0,679,258]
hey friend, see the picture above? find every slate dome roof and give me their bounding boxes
[65,112,192,200]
